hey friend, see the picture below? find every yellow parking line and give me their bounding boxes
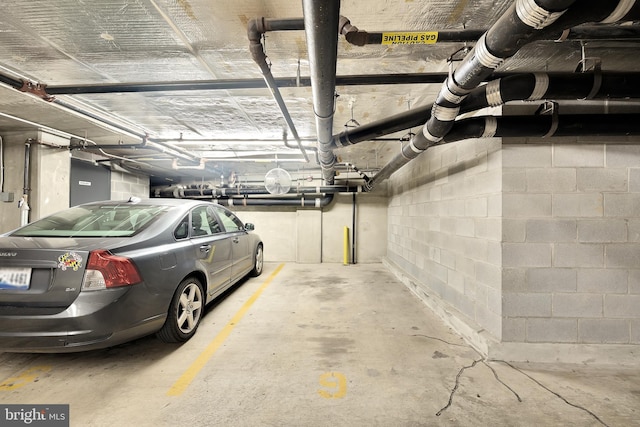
[167,263,284,396]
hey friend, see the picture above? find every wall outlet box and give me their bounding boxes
[1,192,14,202]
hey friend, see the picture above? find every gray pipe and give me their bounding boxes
[153,184,365,199]
[303,0,340,185]
[247,17,310,163]
[23,141,31,199]
[215,194,334,208]
[21,141,32,224]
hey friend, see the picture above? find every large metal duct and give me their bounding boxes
[303,0,340,185]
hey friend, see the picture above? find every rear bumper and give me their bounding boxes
[0,286,166,352]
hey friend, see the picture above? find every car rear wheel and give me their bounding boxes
[250,244,263,277]
[157,277,204,343]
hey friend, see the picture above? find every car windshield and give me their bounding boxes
[10,204,169,237]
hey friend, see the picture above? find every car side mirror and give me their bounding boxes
[244,223,255,231]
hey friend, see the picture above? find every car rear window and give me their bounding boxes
[10,204,169,237]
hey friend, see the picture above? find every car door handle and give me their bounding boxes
[199,244,212,253]
[232,237,239,244]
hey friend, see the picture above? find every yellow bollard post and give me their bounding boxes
[343,226,350,265]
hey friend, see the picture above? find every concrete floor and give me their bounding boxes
[0,262,638,426]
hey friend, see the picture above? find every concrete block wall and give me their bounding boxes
[228,193,388,264]
[322,193,388,264]
[387,137,503,339]
[110,169,150,200]
[232,209,298,262]
[502,139,640,347]
[385,132,640,363]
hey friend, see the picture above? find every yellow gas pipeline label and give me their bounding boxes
[381,31,439,45]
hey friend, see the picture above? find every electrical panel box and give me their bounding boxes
[0,192,14,202]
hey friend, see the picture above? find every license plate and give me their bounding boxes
[0,268,32,290]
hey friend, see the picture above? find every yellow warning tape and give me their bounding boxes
[381,31,439,45]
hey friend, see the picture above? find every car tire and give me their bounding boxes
[157,277,205,343]
[250,244,263,277]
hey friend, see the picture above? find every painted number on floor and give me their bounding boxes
[318,372,347,399]
[0,366,52,391]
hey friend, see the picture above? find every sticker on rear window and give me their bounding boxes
[58,252,83,271]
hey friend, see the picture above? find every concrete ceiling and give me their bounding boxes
[0,0,639,187]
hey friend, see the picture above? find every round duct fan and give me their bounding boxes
[264,168,292,195]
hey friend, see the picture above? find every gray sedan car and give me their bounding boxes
[0,198,263,352]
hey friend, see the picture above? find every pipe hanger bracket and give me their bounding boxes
[19,80,55,102]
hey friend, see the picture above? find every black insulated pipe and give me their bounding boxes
[303,0,340,185]
[334,71,640,149]
[0,73,23,90]
[334,104,432,148]
[442,113,640,143]
[425,0,578,147]
[367,111,640,189]
[462,72,640,114]
[247,17,310,163]
[366,0,640,189]
[364,72,640,188]
[45,73,459,95]
[425,0,640,146]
